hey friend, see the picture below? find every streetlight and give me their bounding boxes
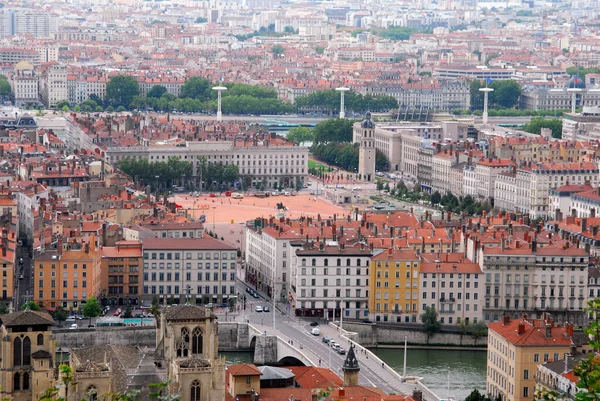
[212,86,227,122]
[336,87,350,119]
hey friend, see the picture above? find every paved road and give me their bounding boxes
[14,244,32,309]
[233,280,439,401]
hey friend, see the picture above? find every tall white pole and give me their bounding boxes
[212,86,227,123]
[403,335,407,378]
[272,270,276,332]
[479,87,493,125]
[568,88,582,114]
[336,87,349,119]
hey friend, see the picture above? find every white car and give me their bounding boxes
[311,328,321,336]
[284,191,291,196]
[255,306,263,312]
[69,324,78,330]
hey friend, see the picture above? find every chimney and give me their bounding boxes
[85,242,90,254]
[517,322,525,335]
[502,315,510,325]
[57,237,63,256]
[581,218,588,233]
[531,240,537,253]
[545,323,552,339]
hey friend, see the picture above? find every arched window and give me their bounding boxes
[336,259,341,266]
[177,328,190,358]
[346,258,351,266]
[87,385,98,401]
[13,372,20,391]
[190,380,201,401]
[37,333,44,346]
[324,259,328,266]
[23,337,31,366]
[22,372,29,390]
[13,337,22,366]
[301,259,306,267]
[311,258,316,267]
[191,327,203,354]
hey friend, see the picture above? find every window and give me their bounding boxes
[13,372,20,391]
[37,333,44,346]
[192,327,203,354]
[87,385,98,401]
[190,380,201,401]
[523,387,529,398]
[523,369,529,380]
[22,372,29,390]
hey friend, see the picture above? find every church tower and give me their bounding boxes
[342,345,360,386]
[358,112,376,182]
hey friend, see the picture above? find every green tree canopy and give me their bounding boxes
[420,306,441,343]
[21,301,41,311]
[273,44,285,55]
[180,76,212,100]
[523,117,562,139]
[566,66,600,79]
[106,75,140,108]
[287,127,315,145]
[0,75,11,97]
[119,157,194,190]
[295,89,398,114]
[315,46,325,54]
[82,296,102,319]
[147,85,168,98]
[470,79,522,110]
[51,307,69,325]
[313,118,355,144]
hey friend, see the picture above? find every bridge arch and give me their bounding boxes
[277,356,306,366]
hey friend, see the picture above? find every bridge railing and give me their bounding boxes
[328,322,442,401]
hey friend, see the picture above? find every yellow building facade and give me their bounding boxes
[368,249,420,323]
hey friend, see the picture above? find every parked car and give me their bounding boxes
[310,321,319,327]
[311,327,321,336]
[255,306,263,312]
[209,193,216,197]
[70,324,78,330]
[322,337,330,344]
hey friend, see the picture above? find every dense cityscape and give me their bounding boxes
[0,0,599,400]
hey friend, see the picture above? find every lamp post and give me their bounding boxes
[212,86,227,122]
[336,87,350,119]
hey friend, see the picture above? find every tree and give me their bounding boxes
[313,118,355,144]
[21,301,41,311]
[195,17,208,23]
[180,77,212,99]
[0,75,11,97]
[523,117,563,139]
[376,180,384,191]
[117,106,126,112]
[431,190,442,205]
[456,320,470,346]
[566,66,600,80]
[491,80,521,109]
[315,46,325,54]
[51,307,69,326]
[465,389,491,401]
[147,85,168,99]
[123,306,133,318]
[0,303,8,314]
[287,127,314,145]
[272,44,285,56]
[82,296,102,327]
[420,306,441,344]
[150,295,161,328]
[106,75,140,109]
[471,322,488,346]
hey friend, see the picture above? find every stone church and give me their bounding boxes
[0,304,225,401]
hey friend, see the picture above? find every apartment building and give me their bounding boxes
[39,63,67,107]
[104,141,308,190]
[0,227,15,307]
[0,48,40,65]
[486,316,574,401]
[420,253,485,325]
[534,354,582,401]
[463,159,514,201]
[0,10,57,38]
[480,242,589,325]
[494,172,518,213]
[34,237,102,311]
[100,241,143,306]
[66,74,108,105]
[294,243,372,320]
[12,61,39,107]
[558,186,600,218]
[139,221,205,239]
[368,249,420,323]
[139,76,185,97]
[141,237,237,304]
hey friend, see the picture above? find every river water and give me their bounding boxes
[221,348,486,401]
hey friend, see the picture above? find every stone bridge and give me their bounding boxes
[248,324,315,366]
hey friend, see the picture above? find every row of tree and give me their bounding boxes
[295,89,398,114]
[523,117,563,139]
[311,142,389,172]
[433,192,492,216]
[118,157,193,191]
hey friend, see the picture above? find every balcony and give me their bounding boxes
[440,298,456,303]
[439,309,455,314]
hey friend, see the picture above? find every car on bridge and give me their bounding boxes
[255,306,263,312]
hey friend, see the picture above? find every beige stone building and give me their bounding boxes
[0,310,57,401]
[486,316,574,401]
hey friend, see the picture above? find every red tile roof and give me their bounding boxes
[487,318,573,347]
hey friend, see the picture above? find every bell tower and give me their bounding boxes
[342,345,360,386]
[358,112,376,182]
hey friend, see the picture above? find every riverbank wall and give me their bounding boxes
[342,322,488,347]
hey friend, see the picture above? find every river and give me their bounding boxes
[220,349,486,401]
